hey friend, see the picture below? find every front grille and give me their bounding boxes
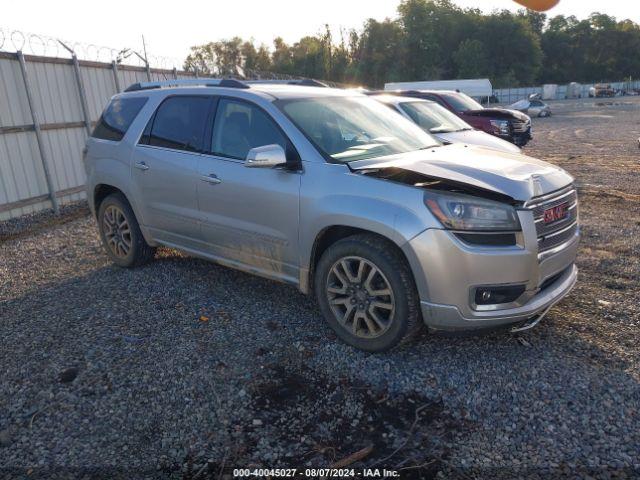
[538,222,578,251]
[511,118,531,133]
[526,185,578,254]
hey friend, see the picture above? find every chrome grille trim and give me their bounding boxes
[511,119,531,133]
[527,185,579,255]
[535,201,577,223]
[525,184,575,208]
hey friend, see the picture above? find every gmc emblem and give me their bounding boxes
[544,202,569,224]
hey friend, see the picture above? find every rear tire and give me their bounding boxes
[314,234,422,352]
[97,193,155,268]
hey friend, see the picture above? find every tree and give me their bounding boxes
[184,37,244,75]
[271,37,293,74]
[477,11,543,86]
[453,39,488,79]
[355,18,405,87]
[397,0,438,80]
[518,9,547,35]
[182,3,640,88]
[241,41,272,73]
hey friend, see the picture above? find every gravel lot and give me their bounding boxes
[1,97,639,479]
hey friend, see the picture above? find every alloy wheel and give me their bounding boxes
[326,256,396,339]
[102,205,132,258]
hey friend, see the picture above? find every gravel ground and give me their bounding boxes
[1,97,639,479]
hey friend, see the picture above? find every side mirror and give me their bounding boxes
[244,144,287,168]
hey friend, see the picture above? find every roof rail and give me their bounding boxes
[245,79,329,88]
[124,78,249,92]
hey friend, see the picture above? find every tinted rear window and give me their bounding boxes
[147,96,211,152]
[92,97,147,141]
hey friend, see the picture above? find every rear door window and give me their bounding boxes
[147,96,212,152]
[210,99,287,160]
[92,97,148,142]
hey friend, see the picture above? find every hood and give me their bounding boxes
[509,100,530,110]
[348,143,574,202]
[436,130,521,155]
[464,108,530,122]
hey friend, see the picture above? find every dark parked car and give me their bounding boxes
[589,84,616,98]
[373,90,532,147]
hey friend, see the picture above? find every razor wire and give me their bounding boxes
[0,28,185,70]
[0,28,347,84]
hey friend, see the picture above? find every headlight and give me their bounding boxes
[424,191,521,231]
[490,119,510,135]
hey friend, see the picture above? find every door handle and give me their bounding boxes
[200,173,222,185]
[134,161,149,171]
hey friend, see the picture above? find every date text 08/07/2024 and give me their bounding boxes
[232,468,402,478]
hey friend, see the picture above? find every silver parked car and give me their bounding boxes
[373,94,521,154]
[510,97,552,118]
[86,79,579,352]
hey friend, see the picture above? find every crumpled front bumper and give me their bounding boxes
[402,216,579,331]
[420,263,577,331]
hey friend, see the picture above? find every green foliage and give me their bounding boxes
[184,0,640,87]
[541,13,640,83]
[452,39,488,79]
[355,19,406,87]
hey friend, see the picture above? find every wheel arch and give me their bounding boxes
[93,184,124,218]
[303,225,414,295]
[92,183,156,247]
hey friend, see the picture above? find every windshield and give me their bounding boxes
[399,101,472,133]
[277,96,439,162]
[440,92,483,112]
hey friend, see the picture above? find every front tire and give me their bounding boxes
[314,234,421,352]
[97,193,155,268]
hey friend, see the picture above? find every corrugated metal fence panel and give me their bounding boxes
[0,131,48,220]
[149,70,174,82]
[0,54,201,222]
[80,65,118,121]
[41,127,87,195]
[0,56,32,127]
[25,60,83,124]
[117,69,150,92]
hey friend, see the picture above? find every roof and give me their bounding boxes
[372,94,434,106]
[250,84,356,100]
[384,79,492,97]
[120,78,359,101]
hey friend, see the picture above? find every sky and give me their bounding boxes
[1,0,637,66]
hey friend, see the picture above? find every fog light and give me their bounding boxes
[474,285,526,306]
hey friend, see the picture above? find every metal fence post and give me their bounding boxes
[16,51,60,214]
[172,67,178,80]
[71,54,93,136]
[111,60,121,93]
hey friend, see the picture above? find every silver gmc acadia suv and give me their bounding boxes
[85,79,579,352]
